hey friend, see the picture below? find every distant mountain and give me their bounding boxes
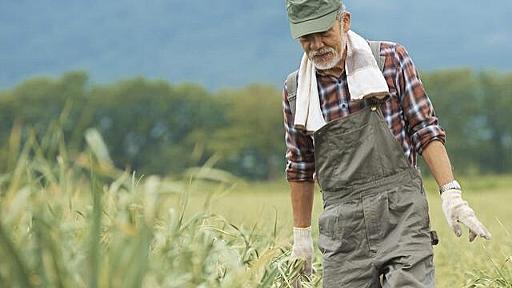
[1,0,511,90]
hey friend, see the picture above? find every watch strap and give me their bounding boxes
[439,180,461,194]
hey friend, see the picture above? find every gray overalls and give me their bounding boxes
[314,99,435,287]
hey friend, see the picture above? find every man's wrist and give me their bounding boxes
[292,226,312,253]
[293,226,312,236]
[439,179,461,194]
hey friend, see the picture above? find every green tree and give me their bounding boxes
[211,84,285,180]
[476,72,512,173]
[422,69,481,173]
[86,79,226,176]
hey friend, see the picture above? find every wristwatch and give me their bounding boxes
[439,180,461,194]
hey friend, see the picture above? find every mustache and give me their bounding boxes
[309,47,336,57]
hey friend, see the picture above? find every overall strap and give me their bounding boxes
[369,41,385,71]
[285,70,298,120]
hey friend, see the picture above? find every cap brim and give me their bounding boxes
[289,10,337,39]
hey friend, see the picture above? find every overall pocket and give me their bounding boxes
[318,205,340,255]
[388,178,430,233]
[318,198,364,258]
[322,124,377,190]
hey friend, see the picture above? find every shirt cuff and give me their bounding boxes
[286,160,315,182]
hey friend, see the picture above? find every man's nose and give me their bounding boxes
[309,34,324,51]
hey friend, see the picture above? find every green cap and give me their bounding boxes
[286,0,342,39]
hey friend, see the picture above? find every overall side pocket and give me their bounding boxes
[317,205,341,255]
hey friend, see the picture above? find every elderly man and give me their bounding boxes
[282,0,491,287]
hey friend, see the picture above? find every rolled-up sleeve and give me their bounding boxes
[282,82,315,182]
[394,44,446,155]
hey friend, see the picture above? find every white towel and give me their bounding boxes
[294,30,390,134]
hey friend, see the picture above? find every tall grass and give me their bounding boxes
[466,256,512,287]
[0,118,320,287]
[465,220,512,287]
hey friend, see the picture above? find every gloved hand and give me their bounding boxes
[291,226,313,283]
[441,189,491,241]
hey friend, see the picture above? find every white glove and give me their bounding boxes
[291,226,313,280]
[441,189,491,241]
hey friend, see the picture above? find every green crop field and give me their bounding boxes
[176,175,512,288]
[0,128,511,287]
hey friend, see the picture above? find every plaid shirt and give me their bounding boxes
[283,41,446,182]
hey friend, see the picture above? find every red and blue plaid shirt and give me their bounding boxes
[282,41,446,182]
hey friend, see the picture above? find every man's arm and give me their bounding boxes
[290,181,315,228]
[394,43,491,241]
[282,81,315,275]
[289,181,315,278]
[281,81,316,223]
[421,140,454,186]
[423,140,491,240]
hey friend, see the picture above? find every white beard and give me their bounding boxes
[311,51,342,70]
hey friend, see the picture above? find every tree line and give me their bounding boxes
[0,69,510,180]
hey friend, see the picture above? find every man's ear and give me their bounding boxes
[342,12,351,32]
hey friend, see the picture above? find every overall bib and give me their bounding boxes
[314,101,435,288]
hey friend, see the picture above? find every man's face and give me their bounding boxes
[298,13,351,70]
